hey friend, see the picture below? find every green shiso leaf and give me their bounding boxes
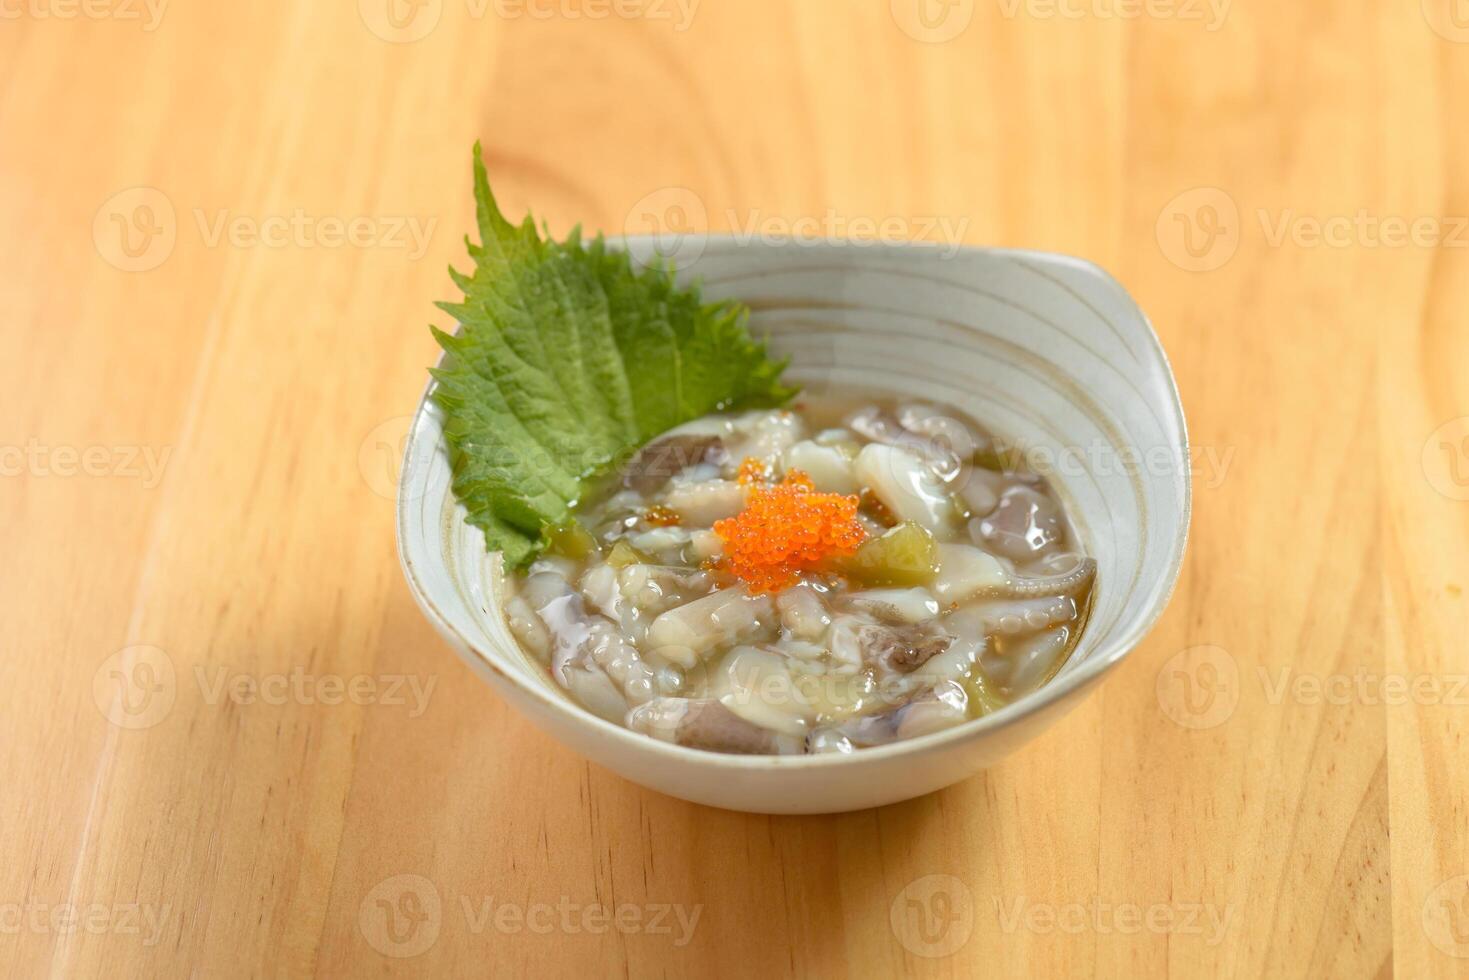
[431,144,797,568]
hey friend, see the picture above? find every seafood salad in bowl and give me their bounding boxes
[504,399,1095,755]
[398,146,1188,811]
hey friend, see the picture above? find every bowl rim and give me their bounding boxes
[396,236,1191,770]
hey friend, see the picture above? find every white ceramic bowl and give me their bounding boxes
[397,237,1189,814]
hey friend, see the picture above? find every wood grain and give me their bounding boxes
[1,0,1464,975]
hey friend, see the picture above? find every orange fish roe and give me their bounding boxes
[736,456,769,486]
[642,504,682,527]
[713,464,868,594]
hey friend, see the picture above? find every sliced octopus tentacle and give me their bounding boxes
[626,697,802,755]
[975,556,1097,600]
[521,571,659,706]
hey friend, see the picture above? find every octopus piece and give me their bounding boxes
[853,443,959,534]
[985,626,1073,693]
[622,433,726,494]
[841,588,941,624]
[775,584,831,641]
[521,571,659,710]
[837,681,970,746]
[947,594,1079,637]
[986,556,1097,601]
[617,564,713,615]
[645,586,775,667]
[856,623,954,674]
[806,728,856,754]
[727,410,806,465]
[782,440,859,494]
[848,406,966,482]
[661,478,746,526]
[974,485,1067,562]
[626,697,803,754]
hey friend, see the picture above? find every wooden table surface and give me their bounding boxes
[5,1,1468,976]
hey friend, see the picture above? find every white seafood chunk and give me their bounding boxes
[773,638,829,662]
[854,443,957,533]
[563,666,628,723]
[729,410,805,464]
[782,440,858,494]
[826,616,867,668]
[713,646,809,736]
[504,595,551,663]
[932,543,1007,602]
[578,564,622,620]
[1001,627,1071,693]
[894,681,970,740]
[629,526,693,555]
[837,680,969,745]
[663,478,746,526]
[776,584,831,641]
[955,468,1004,518]
[845,588,940,624]
[522,571,658,708]
[896,403,977,479]
[910,636,984,684]
[690,529,724,562]
[646,587,773,667]
[626,697,804,754]
[849,406,965,481]
[949,595,1078,636]
[807,729,855,754]
[975,485,1066,562]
